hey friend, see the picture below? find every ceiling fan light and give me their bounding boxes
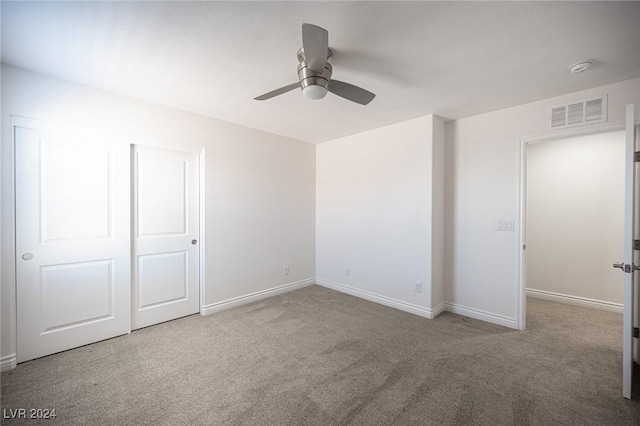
[302,85,328,100]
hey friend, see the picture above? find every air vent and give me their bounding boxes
[548,95,607,129]
[551,106,566,127]
[585,98,604,122]
[567,102,584,125]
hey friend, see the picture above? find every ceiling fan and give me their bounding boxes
[254,24,376,105]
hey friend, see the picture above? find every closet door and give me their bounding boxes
[16,125,131,363]
[132,146,200,330]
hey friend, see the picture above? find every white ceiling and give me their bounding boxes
[2,1,639,143]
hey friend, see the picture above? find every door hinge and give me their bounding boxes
[634,328,639,338]
[635,240,640,251]
[635,151,640,162]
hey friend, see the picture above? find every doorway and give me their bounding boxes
[524,130,625,313]
[518,124,628,331]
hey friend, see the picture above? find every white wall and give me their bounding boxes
[1,65,316,364]
[526,131,625,309]
[445,78,640,328]
[316,115,445,318]
[2,66,638,368]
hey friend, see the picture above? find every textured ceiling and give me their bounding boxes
[2,1,639,143]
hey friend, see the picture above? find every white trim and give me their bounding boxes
[201,278,315,315]
[444,302,517,329]
[198,147,206,315]
[517,132,527,331]
[527,288,623,314]
[316,278,444,319]
[5,117,19,366]
[12,115,91,135]
[520,121,626,146]
[517,121,628,332]
[1,354,17,372]
[432,302,445,318]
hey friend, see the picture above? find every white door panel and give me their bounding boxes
[16,126,130,363]
[137,251,188,308]
[621,104,637,399]
[132,146,199,329]
[137,154,188,236]
[41,143,111,241]
[40,260,114,332]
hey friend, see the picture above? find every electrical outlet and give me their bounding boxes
[283,266,290,276]
[346,268,351,277]
[414,281,422,293]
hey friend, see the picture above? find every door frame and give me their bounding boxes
[6,116,206,369]
[516,121,628,331]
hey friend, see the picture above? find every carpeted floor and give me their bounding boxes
[1,285,639,425]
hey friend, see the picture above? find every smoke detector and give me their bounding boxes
[569,61,592,74]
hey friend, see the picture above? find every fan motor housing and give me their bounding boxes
[297,48,333,91]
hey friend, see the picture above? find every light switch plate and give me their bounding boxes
[495,219,515,231]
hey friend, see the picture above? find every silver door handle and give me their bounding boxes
[613,262,634,273]
[22,253,33,261]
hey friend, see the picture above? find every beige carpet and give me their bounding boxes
[1,285,639,425]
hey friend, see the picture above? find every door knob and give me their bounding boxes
[191,239,197,245]
[613,262,625,270]
[22,253,33,261]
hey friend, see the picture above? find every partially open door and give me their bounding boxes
[615,104,638,399]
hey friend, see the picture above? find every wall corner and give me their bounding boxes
[430,115,446,312]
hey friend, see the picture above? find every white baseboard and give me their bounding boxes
[316,278,443,319]
[527,288,623,314]
[201,278,315,316]
[197,275,525,331]
[432,302,445,317]
[444,303,517,329]
[1,353,17,372]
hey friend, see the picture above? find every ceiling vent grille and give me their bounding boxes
[548,95,607,129]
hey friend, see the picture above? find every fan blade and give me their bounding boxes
[328,80,375,105]
[254,83,300,101]
[302,23,328,73]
